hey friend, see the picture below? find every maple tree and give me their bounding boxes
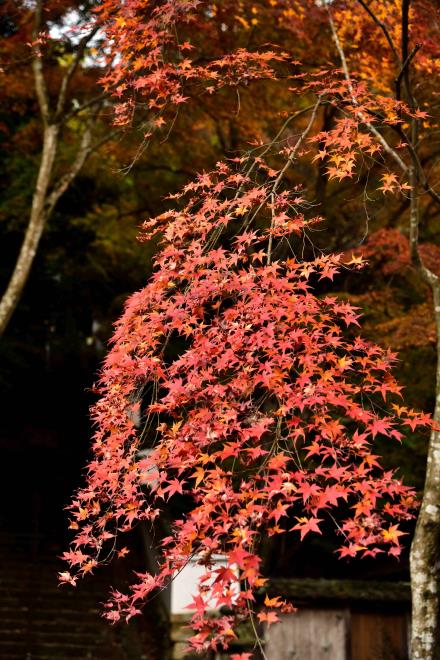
[61,1,440,658]
[64,152,432,653]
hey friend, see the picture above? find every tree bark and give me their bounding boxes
[0,123,59,335]
[410,277,440,660]
[407,159,440,659]
[333,1,440,656]
[0,1,105,337]
[0,114,99,337]
[399,2,440,653]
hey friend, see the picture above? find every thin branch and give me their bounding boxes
[204,103,323,256]
[244,104,319,180]
[266,98,321,264]
[355,0,401,64]
[395,43,421,101]
[267,193,275,264]
[272,98,322,193]
[395,126,440,207]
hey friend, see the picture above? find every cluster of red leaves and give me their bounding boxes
[94,0,284,127]
[63,154,431,653]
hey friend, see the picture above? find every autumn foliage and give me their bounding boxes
[61,0,438,655]
[64,162,430,651]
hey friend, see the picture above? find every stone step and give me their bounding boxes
[0,628,104,643]
[0,596,103,611]
[0,614,103,627]
[0,640,122,659]
[0,605,100,618]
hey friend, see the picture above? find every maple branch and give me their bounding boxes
[266,99,321,265]
[272,98,322,193]
[327,7,408,174]
[395,128,440,207]
[242,104,318,187]
[32,0,50,124]
[239,100,321,266]
[247,601,269,660]
[355,0,401,65]
[205,104,321,257]
[252,105,318,160]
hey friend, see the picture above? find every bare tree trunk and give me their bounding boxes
[0,1,104,337]
[406,154,440,658]
[399,1,440,653]
[0,124,59,335]
[410,278,440,660]
[0,114,98,337]
[334,1,440,655]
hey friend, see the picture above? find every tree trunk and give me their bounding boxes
[0,123,59,336]
[410,278,440,660]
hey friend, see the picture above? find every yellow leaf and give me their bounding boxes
[192,467,205,487]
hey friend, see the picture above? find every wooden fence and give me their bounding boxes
[169,578,411,660]
[265,608,409,660]
[263,578,410,660]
